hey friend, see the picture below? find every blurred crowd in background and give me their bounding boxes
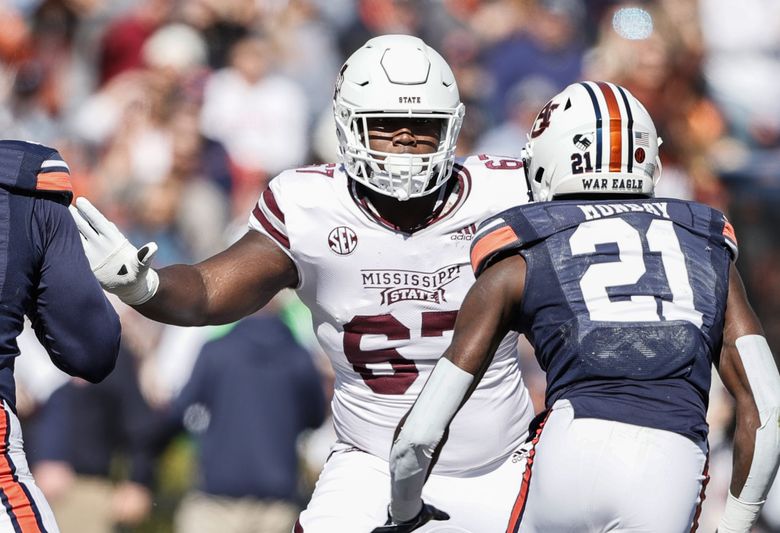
[1,0,779,531]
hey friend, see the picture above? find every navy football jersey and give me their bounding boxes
[0,140,120,408]
[471,198,737,443]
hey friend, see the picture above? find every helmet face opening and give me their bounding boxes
[333,35,464,201]
[524,81,662,202]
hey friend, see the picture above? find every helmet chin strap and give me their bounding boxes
[652,136,664,187]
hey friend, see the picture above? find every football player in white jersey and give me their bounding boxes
[383,81,780,532]
[70,35,536,532]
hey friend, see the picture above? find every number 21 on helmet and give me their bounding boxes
[523,81,662,202]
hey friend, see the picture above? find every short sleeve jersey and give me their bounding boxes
[249,155,536,474]
[471,198,736,443]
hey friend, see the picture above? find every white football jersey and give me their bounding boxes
[248,155,535,475]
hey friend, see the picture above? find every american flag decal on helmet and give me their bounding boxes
[634,131,650,147]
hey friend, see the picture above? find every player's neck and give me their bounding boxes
[362,183,453,233]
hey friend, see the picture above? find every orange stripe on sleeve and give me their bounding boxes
[470,226,519,273]
[723,220,737,245]
[597,82,623,172]
[35,172,72,193]
[0,412,44,533]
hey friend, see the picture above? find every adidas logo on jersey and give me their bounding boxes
[450,224,477,241]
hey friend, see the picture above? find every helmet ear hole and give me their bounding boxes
[534,167,544,183]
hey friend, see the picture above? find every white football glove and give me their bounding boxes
[69,197,159,306]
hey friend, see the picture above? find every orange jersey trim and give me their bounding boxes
[597,82,623,172]
[723,220,737,245]
[470,226,520,273]
[0,412,45,533]
[35,172,72,193]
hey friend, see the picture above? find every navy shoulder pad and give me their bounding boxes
[0,140,72,202]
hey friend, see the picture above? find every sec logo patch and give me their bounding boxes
[328,226,358,255]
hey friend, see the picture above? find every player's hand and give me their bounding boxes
[371,502,450,533]
[69,197,159,305]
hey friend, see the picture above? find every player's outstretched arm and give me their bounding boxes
[70,197,298,326]
[384,254,527,526]
[716,264,780,533]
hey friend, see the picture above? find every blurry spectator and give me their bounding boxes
[125,180,193,265]
[199,33,309,214]
[699,0,780,148]
[0,5,31,64]
[337,0,420,58]
[70,22,209,208]
[179,0,256,69]
[475,74,557,157]
[0,59,62,144]
[166,101,232,260]
[30,344,156,533]
[97,0,172,85]
[149,306,327,533]
[266,0,342,123]
[482,0,586,123]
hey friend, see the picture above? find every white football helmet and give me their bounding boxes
[524,81,662,201]
[333,34,465,201]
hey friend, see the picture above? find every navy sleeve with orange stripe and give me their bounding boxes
[720,214,738,261]
[470,207,531,277]
[0,140,73,203]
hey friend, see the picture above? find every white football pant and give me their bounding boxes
[508,400,708,533]
[295,440,528,533]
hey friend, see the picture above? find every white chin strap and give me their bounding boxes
[719,335,780,533]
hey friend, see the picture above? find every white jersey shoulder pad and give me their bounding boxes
[456,154,531,212]
[248,163,343,249]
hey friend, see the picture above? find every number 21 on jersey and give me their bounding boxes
[570,218,703,326]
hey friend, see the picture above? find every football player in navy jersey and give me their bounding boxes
[383,81,780,532]
[0,140,120,532]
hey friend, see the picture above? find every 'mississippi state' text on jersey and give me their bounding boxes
[249,155,535,474]
[471,198,737,444]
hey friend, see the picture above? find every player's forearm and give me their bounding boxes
[730,403,761,496]
[134,265,213,326]
[719,336,780,532]
[389,359,474,522]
